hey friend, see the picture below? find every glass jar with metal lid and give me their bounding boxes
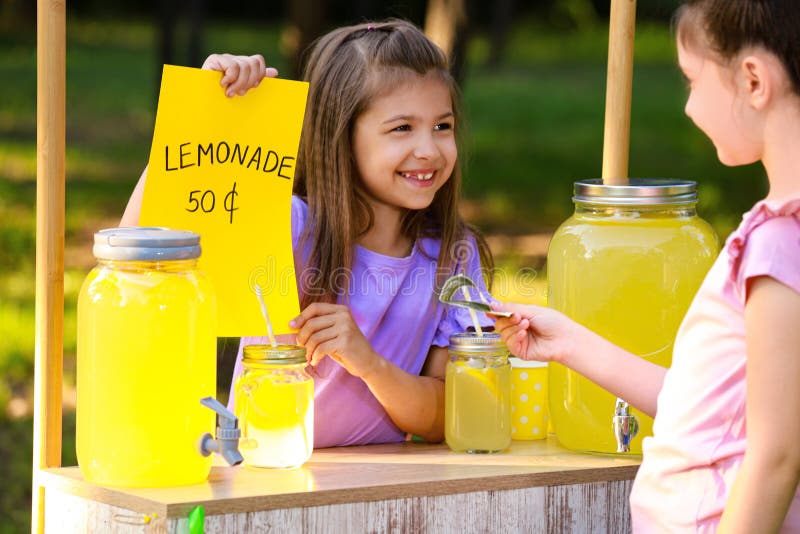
[76,227,217,486]
[444,332,511,453]
[547,179,719,454]
[234,344,314,468]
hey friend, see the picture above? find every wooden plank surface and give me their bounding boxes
[49,479,635,533]
[40,439,640,519]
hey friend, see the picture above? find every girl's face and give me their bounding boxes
[352,72,457,214]
[678,41,761,166]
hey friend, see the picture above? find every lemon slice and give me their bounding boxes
[452,360,500,402]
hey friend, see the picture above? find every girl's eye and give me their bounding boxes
[392,124,411,132]
[434,122,453,131]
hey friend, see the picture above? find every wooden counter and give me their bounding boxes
[39,438,640,533]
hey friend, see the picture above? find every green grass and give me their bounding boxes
[0,15,768,532]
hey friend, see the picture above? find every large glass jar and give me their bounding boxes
[445,332,511,453]
[234,344,314,468]
[77,227,216,486]
[547,179,719,454]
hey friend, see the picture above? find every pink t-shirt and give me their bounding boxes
[630,198,800,532]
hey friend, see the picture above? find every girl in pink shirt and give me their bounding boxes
[494,1,800,531]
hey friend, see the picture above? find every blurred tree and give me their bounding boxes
[283,0,327,80]
[424,0,465,60]
[487,0,515,69]
[352,0,383,21]
[552,0,598,29]
[424,0,470,84]
[0,0,35,32]
[156,0,206,94]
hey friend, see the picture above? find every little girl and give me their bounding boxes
[122,20,494,448]
[493,0,800,531]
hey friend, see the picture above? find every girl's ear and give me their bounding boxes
[739,52,774,110]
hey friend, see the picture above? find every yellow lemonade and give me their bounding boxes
[235,348,314,469]
[77,257,216,486]
[548,191,718,454]
[445,358,512,453]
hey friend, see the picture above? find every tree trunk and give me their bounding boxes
[285,0,327,80]
[487,0,515,69]
[157,0,179,93]
[187,0,206,69]
[424,0,470,85]
[424,0,466,60]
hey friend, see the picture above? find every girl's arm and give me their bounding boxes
[360,345,448,443]
[493,303,667,417]
[120,166,147,226]
[291,303,447,442]
[718,276,800,533]
[118,54,275,227]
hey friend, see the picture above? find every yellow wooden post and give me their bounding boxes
[33,0,66,532]
[602,0,637,185]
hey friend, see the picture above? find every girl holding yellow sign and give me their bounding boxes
[124,20,495,448]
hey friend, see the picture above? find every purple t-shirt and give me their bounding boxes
[230,196,492,448]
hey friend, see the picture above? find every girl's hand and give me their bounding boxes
[290,303,380,378]
[491,302,578,364]
[201,53,278,97]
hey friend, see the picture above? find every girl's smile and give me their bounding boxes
[397,168,436,186]
[352,71,457,213]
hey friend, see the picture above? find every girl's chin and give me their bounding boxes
[716,148,758,167]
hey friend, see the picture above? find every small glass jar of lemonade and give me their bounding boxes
[547,179,718,454]
[445,332,512,453]
[234,344,314,468]
[77,227,216,487]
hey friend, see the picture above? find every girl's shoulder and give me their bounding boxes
[417,228,482,259]
[291,195,311,240]
[292,194,309,219]
[727,197,800,293]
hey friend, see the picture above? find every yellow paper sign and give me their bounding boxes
[140,64,308,337]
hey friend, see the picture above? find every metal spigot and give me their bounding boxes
[612,397,639,453]
[199,397,244,466]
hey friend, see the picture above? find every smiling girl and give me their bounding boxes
[121,20,494,448]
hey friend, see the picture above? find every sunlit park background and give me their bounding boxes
[1,0,767,530]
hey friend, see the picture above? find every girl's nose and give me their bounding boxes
[413,132,440,160]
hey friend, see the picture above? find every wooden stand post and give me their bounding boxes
[33,0,66,532]
[602,0,637,185]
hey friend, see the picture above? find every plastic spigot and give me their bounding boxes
[199,397,244,466]
[612,397,639,453]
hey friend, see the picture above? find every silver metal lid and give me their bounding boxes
[449,332,506,353]
[93,227,201,261]
[243,344,308,365]
[573,178,698,206]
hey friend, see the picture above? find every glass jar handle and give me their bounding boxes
[237,380,258,450]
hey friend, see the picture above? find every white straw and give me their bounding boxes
[255,286,277,348]
[461,285,483,337]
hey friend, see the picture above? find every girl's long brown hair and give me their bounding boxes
[293,19,493,307]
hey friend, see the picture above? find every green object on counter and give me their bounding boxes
[188,505,205,534]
